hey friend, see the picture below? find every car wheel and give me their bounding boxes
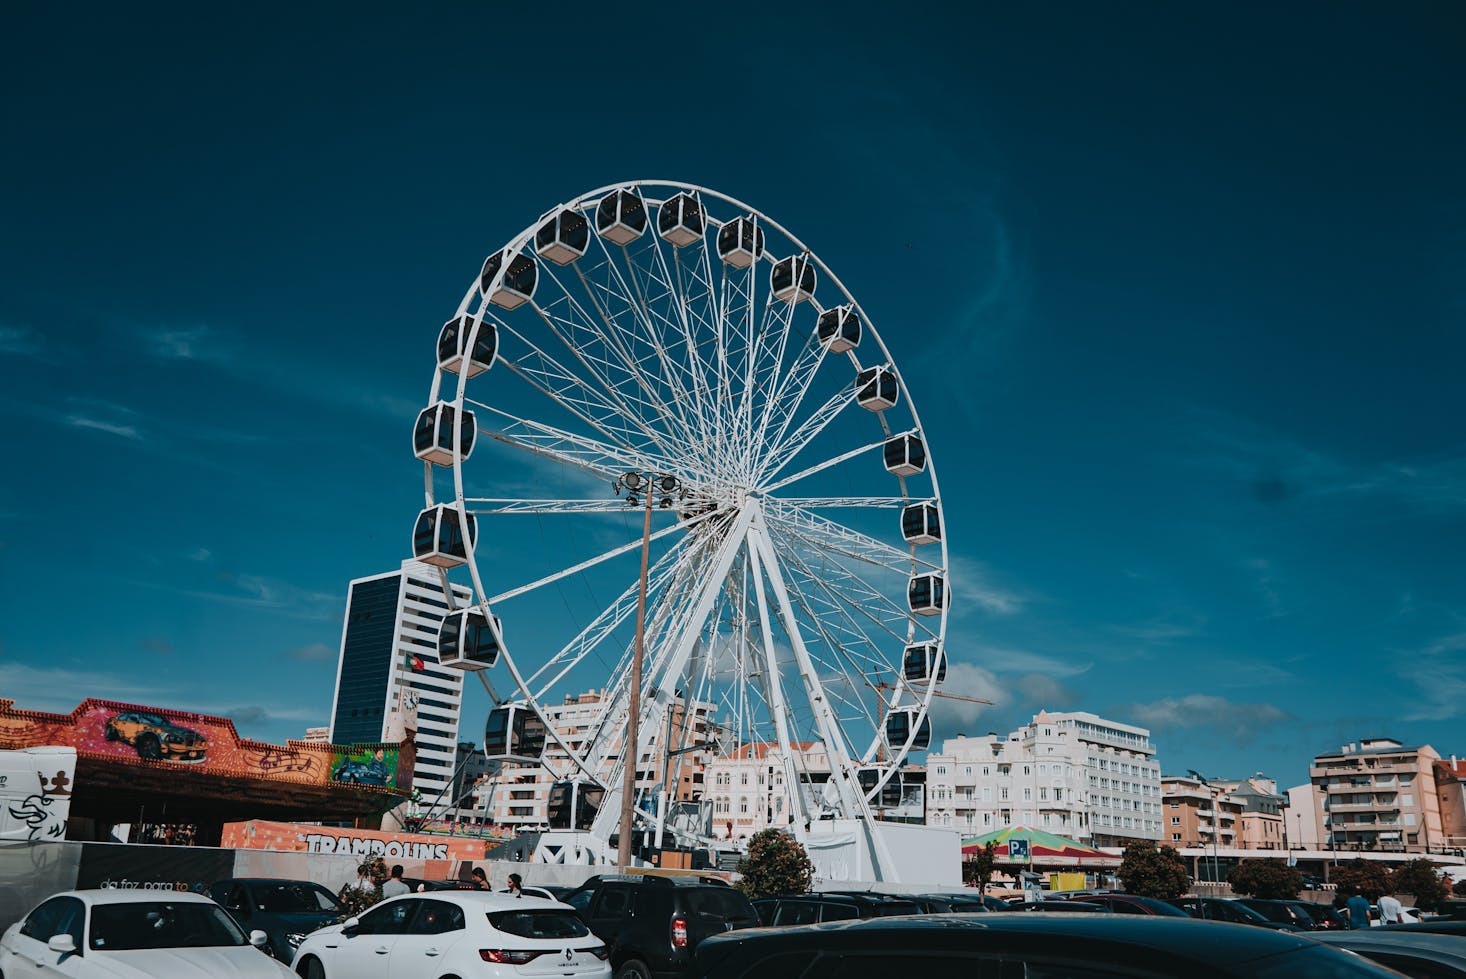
[136,734,162,760]
[616,959,652,979]
[296,956,325,979]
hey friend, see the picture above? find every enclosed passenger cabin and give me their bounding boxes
[437,315,497,377]
[716,216,764,268]
[547,779,604,831]
[883,433,926,477]
[413,402,476,467]
[907,572,948,616]
[595,188,647,246]
[857,766,883,797]
[902,643,947,685]
[411,505,477,568]
[901,502,942,545]
[483,702,547,763]
[855,366,899,411]
[883,707,931,752]
[817,305,861,353]
[480,249,538,310]
[771,255,816,303]
[437,608,502,670]
[535,207,590,265]
[880,779,904,810]
[658,192,705,248]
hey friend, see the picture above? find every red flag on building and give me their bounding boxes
[410,654,425,672]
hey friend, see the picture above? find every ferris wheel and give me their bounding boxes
[412,181,948,865]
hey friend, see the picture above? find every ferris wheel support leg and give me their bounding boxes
[746,541,811,836]
[748,507,902,883]
[588,507,758,847]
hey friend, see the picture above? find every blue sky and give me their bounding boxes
[2,3,1463,794]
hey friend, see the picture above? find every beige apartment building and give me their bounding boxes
[1310,738,1444,853]
[477,689,718,830]
[1434,756,1466,852]
[1161,774,1285,851]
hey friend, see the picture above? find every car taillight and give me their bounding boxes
[672,915,688,948]
[480,949,545,964]
[588,945,610,960]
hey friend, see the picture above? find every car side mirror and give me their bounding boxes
[47,934,77,954]
[248,930,269,948]
[341,916,362,937]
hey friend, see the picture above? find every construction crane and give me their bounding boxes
[870,681,993,706]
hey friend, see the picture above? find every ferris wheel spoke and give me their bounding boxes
[768,496,908,509]
[760,437,887,496]
[755,382,860,487]
[749,317,836,480]
[764,502,939,574]
[466,499,649,515]
[487,517,698,606]
[472,404,691,483]
[742,295,803,479]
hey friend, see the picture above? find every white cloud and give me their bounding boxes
[1121,694,1290,738]
[0,325,41,357]
[947,555,1027,617]
[65,415,143,440]
[0,662,164,712]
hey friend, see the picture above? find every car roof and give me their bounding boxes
[58,890,217,905]
[590,873,731,887]
[1314,930,1466,966]
[699,913,1324,970]
[378,892,567,911]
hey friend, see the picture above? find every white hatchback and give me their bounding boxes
[291,891,610,979]
[0,888,295,978]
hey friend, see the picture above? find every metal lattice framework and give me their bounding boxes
[417,181,948,871]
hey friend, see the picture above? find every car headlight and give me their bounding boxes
[285,932,309,948]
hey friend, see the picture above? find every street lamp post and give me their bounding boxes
[614,472,680,868]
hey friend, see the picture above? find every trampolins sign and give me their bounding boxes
[303,833,450,860]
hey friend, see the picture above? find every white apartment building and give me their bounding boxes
[926,710,1163,846]
[479,690,718,831]
[705,741,834,841]
[329,559,472,809]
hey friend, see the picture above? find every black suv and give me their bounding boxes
[562,874,758,979]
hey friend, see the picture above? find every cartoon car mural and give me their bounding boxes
[330,756,391,786]
[104,710,208,761]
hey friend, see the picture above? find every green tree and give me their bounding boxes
[1117,841,1191,902]
[1228,859,1303,899]
[1392,859,1450,912]
[735,828,814,900]
[963,842,999,893]
[1331,859,1392,900]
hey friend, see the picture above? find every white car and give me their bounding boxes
[291,891,609,979]
[0,888,295,978]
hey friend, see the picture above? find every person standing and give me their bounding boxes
[381,864,411,897]
[1378,893,1403,925]
[1346,889,1372,929]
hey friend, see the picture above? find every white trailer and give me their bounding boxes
[0,746,76,841]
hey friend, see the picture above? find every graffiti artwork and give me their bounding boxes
[1,747,75,842]
[330,746,398,788]
[0,699,407,798]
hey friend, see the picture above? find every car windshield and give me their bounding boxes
[487,909,590,940]
[254,883,343,913]
[90,902,248,950]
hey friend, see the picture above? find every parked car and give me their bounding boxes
[208,877,345,962]
[103,709,207,761]
[691,912,1405,978]
[808,891,923,917]
[330,757,391,786]
[1013,900,1106,912]
[1064,893,1189,916]
[753,895,864,926]
[561,874,758,978]
[0,888,293,978]
[906,893,997,913]
[1313,929,1466,977]
[1174,896,1300,931]
[401,876,479,892]
[1293,900,1349,930]
[1235,898,1316,930]
[292,890,608,979]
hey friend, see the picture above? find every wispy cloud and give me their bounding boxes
[148,326,230,362]
[0,662,165,712]
[1108,616,1207,643]
[948,555,1028,617]
[141,637,173,656]
[120,572,343,622]
[65,415,143,440]
[1192,413,1466,512]
[0,324,42,358]
[1402,631,1466,721]
[1119,693,1292,744]
[289,641,337,662]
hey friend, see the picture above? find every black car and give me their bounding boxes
[207,877,345,962]
[1174,896,1299,931]
[907,893,998,914]
[562,874,758,979]
[331,758,391,785]
[808,892,923,917]
[754,896,864,926]
[1235,898,1316,930]
[692,913,1405,979]
[1065,894,1189,916]
[1012,900,1106,912]
[1293,900,1349,930]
